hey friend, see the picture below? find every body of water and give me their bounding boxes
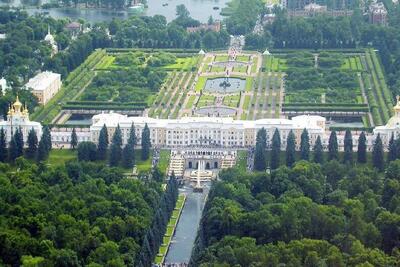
[1,0,230,23]
[164,184,209,264]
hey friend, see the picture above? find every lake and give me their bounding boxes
[0,0,231,23]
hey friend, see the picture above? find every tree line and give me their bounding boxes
[77,123,151,169]
[191,158,400,266]
[253,128,385,171]
[0,126,52,163]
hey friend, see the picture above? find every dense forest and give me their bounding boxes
[0,159,178,266]
[191,160,400,266]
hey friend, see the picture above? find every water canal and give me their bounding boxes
[164,184,209,264]
[1,0,231,23]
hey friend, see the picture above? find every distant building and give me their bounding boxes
[0,33,6,40]
[288,3,353,17]
[65,22,82,37]
[0,77,9,95]
[44,26,58,56]
[369,1,388,25]
[187,21,221,33]
[0,96,42,143]
[25,71,62,105]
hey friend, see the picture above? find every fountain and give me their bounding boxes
[191,161,213,192]
[219,77,231,90]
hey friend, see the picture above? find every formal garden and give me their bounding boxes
[32,49,392,128]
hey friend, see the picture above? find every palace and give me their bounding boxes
[89,113,326,149]
[0,97,42,143]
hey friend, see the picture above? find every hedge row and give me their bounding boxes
[284,103,368,107]
[66,101,147,106]
[62,105,146,111]
[329,126,374,132]
[283,106,369,112]
[362,72,383,125]
[105,48,199,54]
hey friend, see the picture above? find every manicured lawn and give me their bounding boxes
[251,57,258,73]
[197,94,215,107]
[48,149,77,166]
[236,150,248,172]
[195,76,207,92]
[236,55,250,62]
[215,55,229,62]
[243,95,251,110]
[135,150,153,173]
[246,77,253,92]
[233,65,248,73]
[164,57,198,71]
[211,65,226,73]
[157,150,171,175]
[185,95,196,109]
[223,95,240,107]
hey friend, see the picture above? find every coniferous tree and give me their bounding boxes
[372,134,384,171]
[97,124,109,160]
[254,128,267,171]
[70,127,78,150]
[343,129,353,164]
[109,125,122,166]
[0,128,6,162]
[388,133,397,163]
[141,123,151,161]
[42,126,52,153]
[300,128,310,161]
[270,128,281,170]
[122,124,136,168]
[26,128,38,159]
[357,131,367,164]
[37,139,48,162]
[328,130,338,161]
[8,137,18,162]
[313,135,324,164]
[15,128,24,158]
[286,130,296,167]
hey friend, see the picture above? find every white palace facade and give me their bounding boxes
[5,97,400,151]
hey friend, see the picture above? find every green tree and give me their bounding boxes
[37,139,48,161]
[300,128,310,161]
[328,130,338,161]
[42,126,52,153]
[388,133,396,163]
[77,141,97,161]
[70,127,78,150]
[343,129,353,164]
[122,124,136,168]
[26,128,38,159]
[0,128,6,162]
[8,136,18,162]
[313,135,324,164]
[373,134,384,171]
[15,127,24,158]
[109,125,122,166]
[254,128,267,171]
[141,123,151,161]
[357,131,367,164]
[97,124,109,161]
[286,130,296,167]
[270,128,281,170]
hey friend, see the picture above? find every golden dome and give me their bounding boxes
[13,95,22,113]
[22,103,29,117]
[394,95,400,112]
[7,104,14,116]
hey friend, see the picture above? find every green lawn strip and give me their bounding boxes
[240,113,247,120]
[236,55,250,62]
[215,55,229,62]
[195,76,207,92]
[236,150,248,172]
[245,77,253,92]
[31,49,106,123]
[341,58,350,70]
[197,94,215,107]
[157,150,171,175]
[211,66,226,72]
[47,149,77,166]
[185,95,196,109]
[223,95,240,107]
[243,95,251,110]
[154,194,186,265]
[251,57,259,73]
[135,150,153,173]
